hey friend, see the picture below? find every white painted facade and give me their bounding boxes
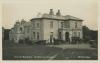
[9,9,83,43]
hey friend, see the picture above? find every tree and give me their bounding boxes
[82,26,98,43]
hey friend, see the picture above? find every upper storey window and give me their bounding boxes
[32,21,40,28]
[50,21,53,28]
[33,32,35,39]
[64,21,69,28]
[37,23,40,28]
[61,22,63,28]
[27,27,30,33]
[20,27,22,32]
[75,22,77,28]
[37,32,39,40]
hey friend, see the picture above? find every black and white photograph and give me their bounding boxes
[1,0,98,61]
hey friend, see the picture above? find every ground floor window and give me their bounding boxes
[37,32,39,40]
[78,32,80,37]
[59,32,62,39]
[33,32,35,39]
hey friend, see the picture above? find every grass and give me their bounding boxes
[2,40,98,60]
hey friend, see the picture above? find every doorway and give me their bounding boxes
[50,32,53,44]
[65,32,69,42]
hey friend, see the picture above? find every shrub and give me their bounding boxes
[19,39,24,44]
[54,39,65,45]
[35,40,46,45]
[24,38,33,45]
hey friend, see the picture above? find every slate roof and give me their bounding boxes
[31,14,83,21]
[64,15,83,21]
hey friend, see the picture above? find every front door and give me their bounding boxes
[50,32,53,44]
[65,32,69,42]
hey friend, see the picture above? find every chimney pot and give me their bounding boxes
[56,9,61,16]
[49,9,54,15]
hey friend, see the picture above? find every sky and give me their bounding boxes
[2,0,97,30]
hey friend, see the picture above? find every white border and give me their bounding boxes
[0,0,99,63]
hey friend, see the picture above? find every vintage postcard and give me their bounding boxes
[0,0,99,63]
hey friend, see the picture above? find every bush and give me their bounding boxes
[89,40,98,48]
[19,39,24,44]
[25,38,33,45]
[54,39,65,45]
[35,40,46,45]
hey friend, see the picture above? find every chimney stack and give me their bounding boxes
[56,9,61,16]
[49,9,54,15]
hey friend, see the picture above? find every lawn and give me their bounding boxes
[2,40,98,60]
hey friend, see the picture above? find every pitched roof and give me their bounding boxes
[31,14,83,21]
[64,15,83,21]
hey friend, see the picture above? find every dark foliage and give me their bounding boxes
[24,38,33,45]
[35,40,46,45]
[19,39,24,44]
[71,37,82,44]
[82,26,98,41]
[3,28,11,40]
[54,39,66,45]
[82,26,98,48]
